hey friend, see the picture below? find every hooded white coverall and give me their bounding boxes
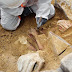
[0,0,55,30]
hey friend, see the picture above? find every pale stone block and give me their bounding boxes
[60,53,72,72]
[48,31,69,55]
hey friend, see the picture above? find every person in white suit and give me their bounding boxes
[0,0,55,30]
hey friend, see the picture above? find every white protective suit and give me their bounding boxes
[0,0,55,30]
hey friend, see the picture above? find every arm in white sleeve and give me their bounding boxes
[2,7,24,16]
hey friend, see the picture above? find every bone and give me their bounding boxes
[28,28,43,50]
[27,42,37,51]
[36,38,43,50]
[28,34,39,50]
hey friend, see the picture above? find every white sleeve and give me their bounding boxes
[31,0,55,20]
[36,0,52,19]
[0,2,8,8]
[0,9,1,18]
[2,7,24,16]
[1,8,21,30]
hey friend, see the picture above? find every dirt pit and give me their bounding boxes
[0,7,72,72]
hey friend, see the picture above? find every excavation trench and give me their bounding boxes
[0,7,72,72]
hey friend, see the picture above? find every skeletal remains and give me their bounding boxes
[17,0,72,71]
[17,30,72,72]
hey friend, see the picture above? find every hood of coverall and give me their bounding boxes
[26,0,38,7]
[0,0,28,8]
[0,0,38,8]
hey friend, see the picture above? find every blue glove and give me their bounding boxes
[36,17,47,28]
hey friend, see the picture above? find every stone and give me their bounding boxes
[40,70,58,72]
[0,71,4,72]
[40,68,63,72]
[37,34,48,49]
[56,68,63,72]
[55,0,72,20]
[48,31,69,55]
[57,20,72,32]
[15,36,27,45]
[59,46,72,59]
[37,34,47,45]
[60,53,72,72]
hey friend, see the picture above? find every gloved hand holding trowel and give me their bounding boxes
[0,0,55,30]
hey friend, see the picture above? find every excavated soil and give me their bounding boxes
[0,7,72,72]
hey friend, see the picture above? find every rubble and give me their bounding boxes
[57,20,72,32]
[14,36,27,45]
[48,31,70,55]
[40,70,57,72]
[60,53,72,72]
[59,46,72,59]
[55,0,72,20]
[56,68,63,72]
[40,68,63,72]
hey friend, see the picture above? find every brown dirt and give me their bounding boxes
[0,7,72,72]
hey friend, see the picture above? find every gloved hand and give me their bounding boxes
[17,52,45,72]
[36,17,47,28]
[36,13,55,28]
